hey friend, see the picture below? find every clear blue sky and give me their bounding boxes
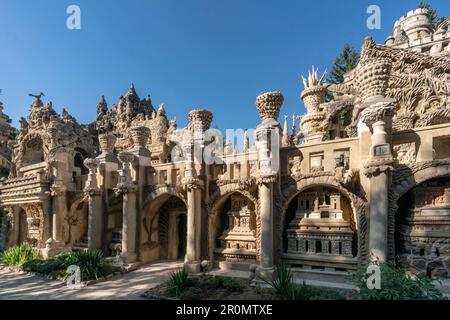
[0,0,448,130]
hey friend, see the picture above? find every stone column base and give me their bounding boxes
[184,261,201,273]
[120,252,137,265]
[255,266,275,282]
[40,245,70,260]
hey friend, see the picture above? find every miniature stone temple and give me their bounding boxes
[0,6,450,281]
[215,194,257,269]
[285,189,355,269]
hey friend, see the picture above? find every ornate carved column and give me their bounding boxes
[182,109,212,273]
[49,160,67,245]
[4,206,19,247]
[115,152,138,264]
[84,158,103,250]
[254,92,283,277]
[361,102,395,262]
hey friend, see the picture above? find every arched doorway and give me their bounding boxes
[140,193,187,263]
[281,186,358,271]
[209,192,257,270]
[395,175,450,277]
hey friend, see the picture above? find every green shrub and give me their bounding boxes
[22,250,114,281]
[264,262,297,299]
[61,250,114,281]
[168,268,189,297]
[264,263,345,300]
[1,243,41,267]
[352,260,444,300]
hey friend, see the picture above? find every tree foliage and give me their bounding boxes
[327,44,360,85]
[419,2,446,28]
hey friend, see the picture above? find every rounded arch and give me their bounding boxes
[388,160,450,258]
[207,183,260,266]
[140,186,188,263]
[21,133,46,167]
[142,185,187,212]
[279,174,368,264]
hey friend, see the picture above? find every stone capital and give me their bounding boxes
[256,91,284,122]
[182,176,203,190]
[363,156,395,178]
[256,174,278,186]
[359,99,395,127]
[130,126,150,149]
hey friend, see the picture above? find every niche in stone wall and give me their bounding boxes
[283,186,357,260]
[214,193,257,264]
[395,176,450,278]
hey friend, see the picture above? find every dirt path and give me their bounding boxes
[0,260,183,300]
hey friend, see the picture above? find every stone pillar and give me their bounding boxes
[360,100,395,262]
[258,179,274,269]
[50,186,66,244]
[181,109,212,272]
[129,126,151,261]
[5,207,19,246]
[84,158,103,250]
[254,91,284,278]
[185,184,201,272]
[116,152,138,264]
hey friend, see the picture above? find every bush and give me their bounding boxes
[22,250,115,281]
[352,260,444,300]
[60,250,114,281]
[1,243,41,267]
[266,262,297,299]
[168,268,190,297]
[264,263,345,300]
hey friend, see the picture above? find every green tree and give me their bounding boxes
[419,2,446,28]
[327,44,359,85]
[325,44,359,103]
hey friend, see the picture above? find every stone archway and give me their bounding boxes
[279,174,368,266]
[206,183,260,269]
[140,186,188,263]
[388,159,450,259]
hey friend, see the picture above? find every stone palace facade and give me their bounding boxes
[1,8,450,279]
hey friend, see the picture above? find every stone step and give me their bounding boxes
[291,267,353,285]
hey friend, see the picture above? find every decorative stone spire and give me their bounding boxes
[300,67,327,114]
[291,114,297,138]
[282,115,290,147]
[255,92,284,121]
[97,95,108,118]
[157,103,166,117]
[243,129,250,152]
[224,138,233,155]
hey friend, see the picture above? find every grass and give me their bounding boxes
[1,243,41,267]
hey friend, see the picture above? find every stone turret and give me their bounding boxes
[299,67,328,144]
